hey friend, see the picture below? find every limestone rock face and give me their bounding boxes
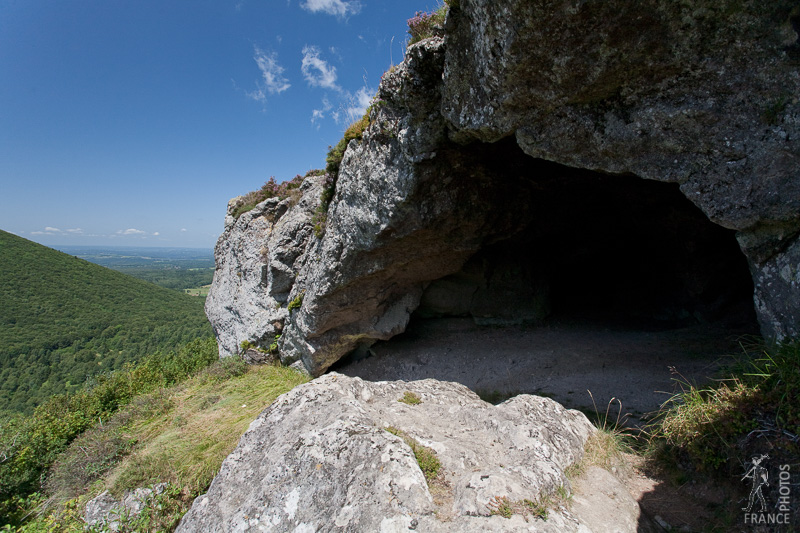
[206,0,799,371]
[176,374,648,532]
[204,175,324,359]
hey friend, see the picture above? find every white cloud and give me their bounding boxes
[311,97,333,126]
[301,0,361,17]
[248,46,291,103]
[181,228,188,232]
[301,46,339,91]
[117,228,146,235]
[65,228,83,234]
[32,226,67,235]
[343,86,374,123]
[153,232,160,236]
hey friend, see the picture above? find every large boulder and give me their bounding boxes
[177,374,650,532]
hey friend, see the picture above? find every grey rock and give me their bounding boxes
[178,374,648,532]
[569,467,659,533]
[241,347,276,365]
[205,175,325,360]
[84,483,167,532]
[750,233,800,341]
[208,0,799,374]
[84,491,120,531]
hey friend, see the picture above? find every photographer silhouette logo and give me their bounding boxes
[741,454,792,527]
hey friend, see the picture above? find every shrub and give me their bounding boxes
[200,356,249,383]
[10,361,309,531]
[407,4,447,45]
[232,174,307,219]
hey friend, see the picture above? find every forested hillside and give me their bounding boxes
[0,230,213,413]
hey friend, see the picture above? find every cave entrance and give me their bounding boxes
[416,161,756,331]
[337,140,759,424]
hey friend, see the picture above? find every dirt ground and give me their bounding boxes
[337,317,751,426]
[336,317,760,531]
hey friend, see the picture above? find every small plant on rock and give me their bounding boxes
[523,496,550,520]
[489,496,514,519]
[269,334,281,354]
[385,426,441,483]
[287,292,304,312]
[487,491,564,521]
[399,391,422,405]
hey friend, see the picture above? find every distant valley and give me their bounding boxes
[53,245,215,294]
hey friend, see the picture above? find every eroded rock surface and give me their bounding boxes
[205,175,324,359]
[206,0,799,375]
[176,374,654,532]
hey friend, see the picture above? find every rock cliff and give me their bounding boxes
[207,0,799,376]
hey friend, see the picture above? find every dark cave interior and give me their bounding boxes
[415,143,758,332]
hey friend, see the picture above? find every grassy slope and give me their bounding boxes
[13,360,308,532]
[0,230,212,414]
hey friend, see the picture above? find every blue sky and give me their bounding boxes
[1,0,429,248]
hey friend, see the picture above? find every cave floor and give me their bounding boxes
[335,317,756,427]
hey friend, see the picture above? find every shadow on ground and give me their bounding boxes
[335,317,754,426]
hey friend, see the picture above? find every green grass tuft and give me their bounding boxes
[399,391,422,405]
[647,340,800,475]
[385,426,441,482]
